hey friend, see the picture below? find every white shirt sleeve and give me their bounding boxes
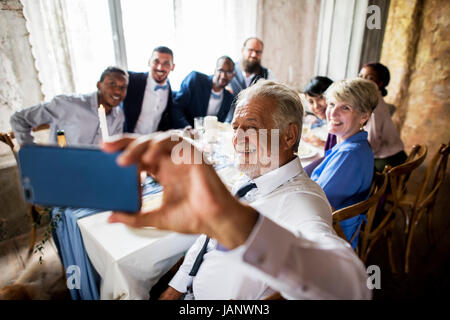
[228,215,372,300]
[168,234,205,293]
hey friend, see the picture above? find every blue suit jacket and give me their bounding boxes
[121,71,173,133]
[171,71,234,128]
[226,63,269,122]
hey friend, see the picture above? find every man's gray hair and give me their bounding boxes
[235,79,304,150]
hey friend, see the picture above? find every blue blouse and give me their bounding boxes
[310,130,374,248]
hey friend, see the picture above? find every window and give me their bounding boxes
[22,0,258,95]
[22,0,115,99]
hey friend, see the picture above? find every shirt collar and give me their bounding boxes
[91,91,99,110]
[242,70,254,80]
[328,130,368,155]
[147,74,168,91]
[211,89,223,99]
[252,157,304,196]
[340,130,368,144]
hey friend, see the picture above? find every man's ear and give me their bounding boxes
[97,81,101,90]
[283,123,299,150]
[171,63,175,72]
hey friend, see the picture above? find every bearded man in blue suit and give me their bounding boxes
[172,56,235,129]
[122,46,175,134]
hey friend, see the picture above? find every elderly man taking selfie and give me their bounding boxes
[103,80,370,300]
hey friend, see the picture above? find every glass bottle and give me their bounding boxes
[57,130,67,147]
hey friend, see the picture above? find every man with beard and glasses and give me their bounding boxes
[121,46,175,134]
[171,56,235,129]
[226,37,274,122]
[10,66,128,146]
[108,80,369,300]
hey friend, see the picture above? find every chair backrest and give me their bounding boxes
[1,125,51,154]
[384,144,428,207]
[0,131,15,151]
[413,142,449,212]
[332,172,388,243]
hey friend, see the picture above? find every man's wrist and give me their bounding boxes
[213,202,259,250]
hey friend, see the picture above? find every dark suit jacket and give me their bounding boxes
[121,71,173,133]
[228,63,269,97]
[171,72,234,129]
[226,63,269,122]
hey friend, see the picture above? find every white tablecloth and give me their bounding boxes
[77,211,197,300]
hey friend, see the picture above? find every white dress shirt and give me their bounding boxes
[134,75,169,134]
[206,89,223,116]
[169,157,371,299]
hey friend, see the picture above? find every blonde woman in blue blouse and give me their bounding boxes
[310,78,379,249]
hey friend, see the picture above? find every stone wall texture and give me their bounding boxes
[380,0,450,160]
[0,0,42,240]
[257,0,321,91]
[0,0,44,165]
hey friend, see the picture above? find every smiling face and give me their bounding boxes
[306,94,327,120]
[358,66,382,90]
[326,98,369,142]
[97,72,128,112]
[213,58,235,90]
[149,51,174,84]
[241,38,263,74]
[231,96,280,178]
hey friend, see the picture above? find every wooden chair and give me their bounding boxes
[332,172,388,251]
[398,143,449,273]
[0,131,15,152]
[384,144,428,234]
[362,144,428,273]
[1,126,50,255]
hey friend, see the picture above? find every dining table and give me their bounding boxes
[51,123,324,300]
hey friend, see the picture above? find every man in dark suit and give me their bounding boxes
[172,56,235,129]
[122,46,175,134]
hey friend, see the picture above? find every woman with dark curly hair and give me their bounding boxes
[359,62,407,171]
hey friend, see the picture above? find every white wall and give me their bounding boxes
[0,0,43,167]
[0,0,42,131]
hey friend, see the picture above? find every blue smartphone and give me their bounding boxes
[17,144,141,212]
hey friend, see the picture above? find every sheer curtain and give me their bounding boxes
[21,0,115,100]
[21,0,258,96]
[121,0,258,90]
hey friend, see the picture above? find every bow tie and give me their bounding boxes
[211,91,222,100]
[154,83,168,91]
